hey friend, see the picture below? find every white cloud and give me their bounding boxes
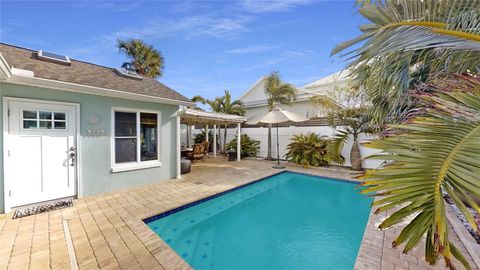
[225,44,275,54]
[263,49,314,65]
[171,1,196,13]
[72,1,141,12]
[102,15,250,43]
[240,0,315,13]
[62,14,251,64]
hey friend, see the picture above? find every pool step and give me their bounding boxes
[175,228,200,262]
[192,227,216,269]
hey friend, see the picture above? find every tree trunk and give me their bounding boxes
[267,123,272,160]
[350,137,362,170]
[224,124,228,152]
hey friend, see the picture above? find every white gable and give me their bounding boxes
[238,77,304,106]
[237,70,352,109]
[238,77,268,103]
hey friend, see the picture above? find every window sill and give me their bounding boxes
[111,161,162,173]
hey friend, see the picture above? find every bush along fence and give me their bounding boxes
[182,118,383,169]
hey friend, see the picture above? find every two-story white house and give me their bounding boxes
[238,70,349,120]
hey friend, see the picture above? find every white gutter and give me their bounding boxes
[242,93,342,109]
[1,70,194,107]
[0,54,12,80]
[181,108,246,123]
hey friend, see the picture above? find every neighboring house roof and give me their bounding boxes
[237,75,341,109]
[236,76,267,102]
[303,70,349,89]
[0,43,192,105]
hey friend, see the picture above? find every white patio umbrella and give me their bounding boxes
[247,107,308,169]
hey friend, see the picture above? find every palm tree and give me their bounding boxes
[191,95,224,151]
[264,71,297,160]
[326,108,375,170]
[117,39,165,78]
[331,0,480,124]
[191,95,224,112]
[191,91,244,153]
[332,1,480,268]
[221,90,245,152]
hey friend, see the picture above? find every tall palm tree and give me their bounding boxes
[221,90,245,152]
[332,1,480,268]
[117,39,165,78]
[264,71,297,160]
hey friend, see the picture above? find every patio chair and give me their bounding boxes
[191,143,206,163]
[203,141,210,158]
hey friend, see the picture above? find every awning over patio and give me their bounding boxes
[180,108,246,125]
[175,108,246,179]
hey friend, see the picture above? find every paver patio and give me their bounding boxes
[0,157,478,270]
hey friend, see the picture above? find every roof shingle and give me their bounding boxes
[0,43,191,103]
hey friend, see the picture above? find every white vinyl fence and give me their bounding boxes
[181,125,384,169]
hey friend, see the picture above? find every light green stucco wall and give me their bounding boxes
[0,83,179,213]
[0,85,3,212]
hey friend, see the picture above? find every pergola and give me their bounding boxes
[175,108,246,178]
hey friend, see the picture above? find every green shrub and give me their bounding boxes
[284,133,329,167]
[227,134,260,157]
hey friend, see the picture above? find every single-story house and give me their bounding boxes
[0,43,194,213]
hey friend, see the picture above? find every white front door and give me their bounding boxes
[4,99,77,209]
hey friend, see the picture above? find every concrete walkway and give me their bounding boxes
[0,157,477,269]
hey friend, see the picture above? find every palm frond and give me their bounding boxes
[222,90,245,116]
[264,71,297,110]
[117,38,164,78]
[284,133,329,167]
[309,95,342,113]
[332,0,480,124]
[361,75,480,269]
[191,95,207,104]
[327,130,349,165]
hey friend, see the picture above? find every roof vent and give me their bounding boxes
[114,67,143,80]
[37,50,71,65]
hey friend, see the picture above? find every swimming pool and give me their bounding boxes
[145,171,372,270]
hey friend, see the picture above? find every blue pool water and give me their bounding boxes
[146,172,372,270]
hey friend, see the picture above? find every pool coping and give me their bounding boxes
[123,165,478,270]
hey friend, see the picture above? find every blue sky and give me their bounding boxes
[1,0,364,100]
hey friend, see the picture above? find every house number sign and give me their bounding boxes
[88,114,102,125]
[87,114,104,137]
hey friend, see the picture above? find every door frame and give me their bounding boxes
[2,97,81,212]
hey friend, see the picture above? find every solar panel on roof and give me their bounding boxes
[114,67,143,80]
[42,51,68,61]
[37,50,71,64]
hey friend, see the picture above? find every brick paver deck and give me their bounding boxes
[0,157,478,269]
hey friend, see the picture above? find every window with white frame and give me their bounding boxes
[21,110,67,130]
[113,109,160,167]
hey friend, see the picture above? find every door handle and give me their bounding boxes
[69,147,76,166]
